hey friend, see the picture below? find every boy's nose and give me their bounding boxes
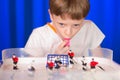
[65,27,72,36]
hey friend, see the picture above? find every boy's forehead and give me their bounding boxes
[53,14,83,21]
[53,14,83,24]
[59,14,75,20]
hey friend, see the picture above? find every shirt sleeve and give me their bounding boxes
[25,29,40,48]
[24,28,45,57]
[89,21,105,49]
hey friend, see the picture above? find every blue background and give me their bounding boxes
[0,0,120,64]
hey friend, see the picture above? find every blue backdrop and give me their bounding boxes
[0,0,120,64]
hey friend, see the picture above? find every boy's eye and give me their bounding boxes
[72,24,80,28]
[59,23,64,26]
[74,24,80,26]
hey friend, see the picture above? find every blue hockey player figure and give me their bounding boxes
[81,56,87,71]
[54,56,62,69]
[28,60,36,71]
[0,60,3,68]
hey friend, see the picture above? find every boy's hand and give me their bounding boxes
[55,41,70,54]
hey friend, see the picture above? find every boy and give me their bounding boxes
[25,0,105,57]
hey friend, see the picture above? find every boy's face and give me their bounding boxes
[50,13,83,40]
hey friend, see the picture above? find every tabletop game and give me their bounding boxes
[0,48,120,80]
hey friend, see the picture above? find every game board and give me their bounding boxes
[0,48,120,80]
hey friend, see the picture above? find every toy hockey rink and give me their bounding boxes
[0,48,120,80]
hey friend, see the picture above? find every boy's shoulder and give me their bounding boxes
[32,24,50,33]
[34,24,48,30]
[83,20,94,25]
[82,20,98,28]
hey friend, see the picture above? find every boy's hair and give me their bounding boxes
[49,0,90,20]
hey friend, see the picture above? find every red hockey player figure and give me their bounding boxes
[90,58,98,69]
[12,54,19,70]
[47,60,54,70]
[68,50,77,64]
[90,58,105,71]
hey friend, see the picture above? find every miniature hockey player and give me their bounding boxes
[54,56,62,69]
[90,58,98,69]
[47,60,54,70]
[0,60,3,67]
[90,58,105,71]
[12,54,19,70]
[81,56,87,71]
[68,50,77,64]
[28,60,35,71]
[28,66,35,71]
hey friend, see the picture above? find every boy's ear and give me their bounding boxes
[48,9,53,21]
